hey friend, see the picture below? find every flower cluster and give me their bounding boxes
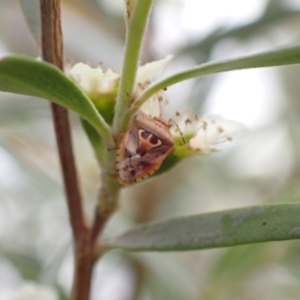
[68,56,245,160]
[68,62,120,123]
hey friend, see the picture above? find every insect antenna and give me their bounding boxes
[169,119,186,145]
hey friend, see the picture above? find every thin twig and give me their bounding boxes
[40,0,86,243]
[40,1,95,300]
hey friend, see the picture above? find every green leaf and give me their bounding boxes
[0,56,113,145]
[105,203,300,251]
[134,43,300,111]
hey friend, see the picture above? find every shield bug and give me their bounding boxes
[116,114,174,185]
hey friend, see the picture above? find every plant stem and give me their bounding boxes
[91,0,155,257]
[40,1,94,299]
[40,0,86,242]
[113,0,153,137]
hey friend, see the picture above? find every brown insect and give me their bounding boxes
[116,114,174,185]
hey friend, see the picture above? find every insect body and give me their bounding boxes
[116,114,174,185]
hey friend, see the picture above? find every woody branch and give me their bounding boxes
[39,1,95,299]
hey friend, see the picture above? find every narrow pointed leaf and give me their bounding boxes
[135,43,300,107]
[0,56,112,144]
[105,203,300,251]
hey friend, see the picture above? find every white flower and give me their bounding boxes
[68,62,120,97]
[67,56,173,117]
[139,96,162,118]
[172,111,245,154]
[189,116,245,153]
[136,54,173,86]
[4,282,58,300]
[137,55,173,118]
[68,55,172,103]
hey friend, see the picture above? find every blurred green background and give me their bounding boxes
[1,0,300,299]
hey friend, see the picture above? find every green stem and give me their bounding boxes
[90,0,155,251]
[91,0,155,261]
[113,0,153,136]
[127,43,300,118]
[90,149,121,256]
